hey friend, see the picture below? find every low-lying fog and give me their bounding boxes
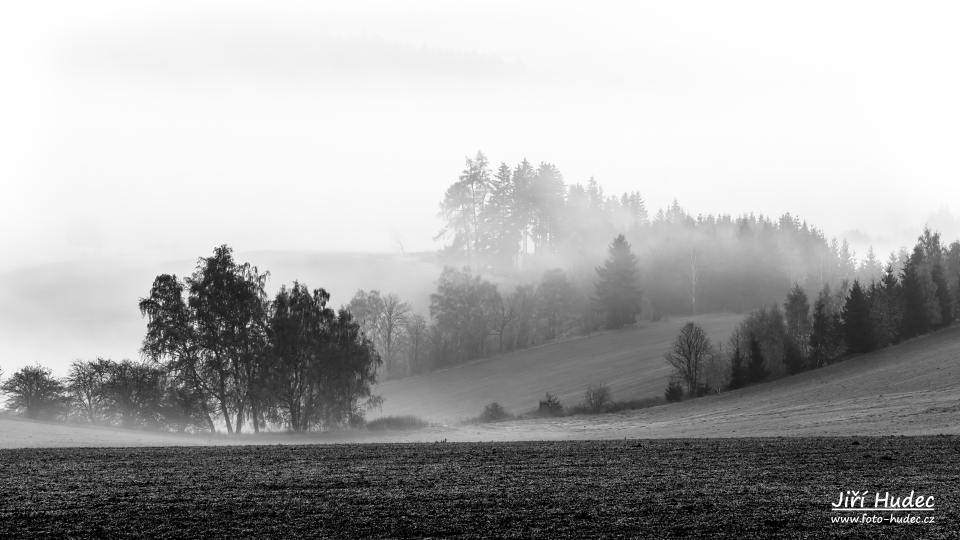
[2,1,960,376]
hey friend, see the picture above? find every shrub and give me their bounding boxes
[665,380,684,402]
[538,393,564,417]
[582,384,611,413]
[365,415,428,431]
[479,402,511,423]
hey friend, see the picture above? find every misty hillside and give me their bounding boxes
[371,313,742,422]
[5,320,957,447]
[382,321,960,438]
[496,322,960,439]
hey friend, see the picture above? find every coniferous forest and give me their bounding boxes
[2,152,959,432]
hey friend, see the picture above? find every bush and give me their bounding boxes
[479,402,511,423]
[582,384,611,413]
[537,393,564,417]
[665,380,684,402]
[365,415,428,431]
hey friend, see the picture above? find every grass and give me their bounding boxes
[1,437,957,537]
[372,313,742,422]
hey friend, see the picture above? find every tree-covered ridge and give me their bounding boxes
[437,151,864,316]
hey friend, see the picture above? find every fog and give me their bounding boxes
[3,1,960,375]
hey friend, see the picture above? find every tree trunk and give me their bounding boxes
[200,401,216,433]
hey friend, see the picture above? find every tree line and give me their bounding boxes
[0,246,380,432]
[351,235,642,377]
[664,228,960,398]
[439,152,864,317]
[340,151,888,379]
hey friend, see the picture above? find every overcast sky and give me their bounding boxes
[3,0,960,272]
[4,2,960,375]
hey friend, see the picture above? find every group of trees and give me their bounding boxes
[1,246,381,433]
[0,359,207,429]
[664,228,960,398]
[439,152,866,318]
[362,234,644,376]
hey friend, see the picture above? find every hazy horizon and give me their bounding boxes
[4,0,960,375]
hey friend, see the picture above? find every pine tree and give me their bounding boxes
[901,241,937,338]
[809,285,843,368]
[594,234,642,329]
[857,246,882,284]
[481,162,521,269]
[875,262,903,345]
[842,280,874,353]
[931,258,953,327]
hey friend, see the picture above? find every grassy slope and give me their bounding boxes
[372,313,743,422]
[4,316,959,447]
[453,323,960,440]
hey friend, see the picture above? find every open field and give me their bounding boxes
[373,313,743,422]
[1,437,957,538]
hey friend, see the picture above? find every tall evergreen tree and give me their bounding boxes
[875,262,904,346]
[809,285,843,368]
[901,243,936,338]
[438,152,492,267]
[841,280,874,353]
[594,234,642,329]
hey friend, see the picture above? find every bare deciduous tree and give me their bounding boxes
[664,322,714,397]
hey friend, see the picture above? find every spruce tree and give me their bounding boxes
[931,259,953,327]
[901,243,936,338]
[594,234,642,329]
[878,262,903,345]
[841,280,874,353]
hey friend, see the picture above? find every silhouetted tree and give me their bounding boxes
[438,151,492,268]
[842,280,874,354]
[1,366,66,420]
[664,322,714,396]
[595,234,642,329]
[66,358,111,423]
[266,283,382,431]
[102,359,165,428]
[809,285,844,368]
[868,264,903,348]
[139,273,218,433]
[901,242,938,338]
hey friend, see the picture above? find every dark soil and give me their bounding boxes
[1,437,957,538]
